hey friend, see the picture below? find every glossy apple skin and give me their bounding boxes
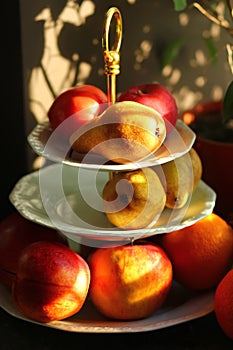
[12,241,90,323]
[88,242,173,320]
[117,83,178,134]
[0,212,68,289]
[48,85,108,136]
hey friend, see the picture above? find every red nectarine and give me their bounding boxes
[117,83,178,134]
[0,212,68,289]
[12,241,90,323]
[48,84,108,136]
[88,241,173,320]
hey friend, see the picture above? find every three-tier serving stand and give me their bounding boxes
[4,7,217,332]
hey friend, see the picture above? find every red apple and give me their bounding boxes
[0,212,68,289]
[88,241,173,320]
[48,84,108,136]
[12,241,90,323]
[117,83,178,134]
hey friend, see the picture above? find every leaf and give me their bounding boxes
[223,80,233,123]
[160,38,185,68]
[204,37,218,63]
[172,0,187,11]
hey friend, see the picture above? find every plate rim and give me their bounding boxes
[9,163,216,242]
[27,119,196,171]
[0,282,214,333]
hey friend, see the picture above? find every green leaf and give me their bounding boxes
[172,0,187,11]
[223,81,233,123]
[160,38,185,68]
[204,37,218,63]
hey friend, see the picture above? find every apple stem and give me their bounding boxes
[136,89,145,96]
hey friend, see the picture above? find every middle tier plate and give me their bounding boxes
[28,119,195,171]
[9,163,216,245]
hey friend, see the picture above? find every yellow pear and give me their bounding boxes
[159,148,202,209]
[102,167,166,229]
[70,101,166,164]
[189,148,203,189]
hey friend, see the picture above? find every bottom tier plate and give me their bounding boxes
[0,282,214,333]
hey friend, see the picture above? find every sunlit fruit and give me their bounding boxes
[88,241,173,320]
[70,101,166,163]
[160,213,233,290]
[48,84,108,136]
[159,147,202,209]
[12,241,90,323]
[214,269,233,340]
[0,212,68,289]
[102,167,166,229]
[117,83,178,134]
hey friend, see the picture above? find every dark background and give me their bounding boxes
[1,2,27,220]
[1,307,233,349]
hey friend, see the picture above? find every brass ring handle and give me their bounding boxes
[102,7,123,103]
[102,7,122,53]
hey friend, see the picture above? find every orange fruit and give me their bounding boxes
[160,213,233,290]
[214,269,233,340]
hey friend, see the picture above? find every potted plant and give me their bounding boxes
[173,0,233,224]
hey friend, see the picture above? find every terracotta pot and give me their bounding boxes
[181,100,233,224]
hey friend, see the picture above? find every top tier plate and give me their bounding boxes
[28,119,195,171]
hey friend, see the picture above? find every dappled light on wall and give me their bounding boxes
[29,0,96,124]
[19,0,232,152]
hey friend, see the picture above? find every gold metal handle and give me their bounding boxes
[102,7,123,103]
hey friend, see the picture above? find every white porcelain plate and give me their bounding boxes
[0,282,214,333]
[9,163,216,245]
[28,119,196,171]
